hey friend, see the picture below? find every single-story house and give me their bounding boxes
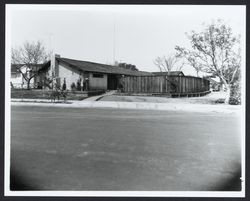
[40,54,152,91]
[11,64,44,89]
[151,71,185,76]
[207,77,222,91]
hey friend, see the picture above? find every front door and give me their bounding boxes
[107,74,118,90]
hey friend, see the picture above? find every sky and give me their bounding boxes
[7,5,245,75]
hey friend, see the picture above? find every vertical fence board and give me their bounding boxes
[133,76,137,93]
[124,77,127,92]
[183,77,186,93]
[129,77,132,93]
[163,76,166,93]
[138,76,141,93]
[141,77,144,93]
[193,78,195,92]
[134,77,136,92]
[148,76,151,93]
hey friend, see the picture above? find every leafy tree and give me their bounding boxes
[175,20,241,103]
[175,48,203,77]
[115,62,139,71]
[11,40,50,89]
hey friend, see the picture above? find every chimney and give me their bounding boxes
[50,53,60,78]
[50,54,55,77]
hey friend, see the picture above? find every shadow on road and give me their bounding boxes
[10,167,38,190]
[216,168,242,191]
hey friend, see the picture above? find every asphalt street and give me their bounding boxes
[10,105,242,191]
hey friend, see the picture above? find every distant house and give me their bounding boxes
[207,77,222,91]
[152,71,185,76]
[11,64,44,89]
[40,55,151,91]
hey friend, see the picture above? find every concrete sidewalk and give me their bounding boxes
[82,90,117,101]
[11,98,241,114]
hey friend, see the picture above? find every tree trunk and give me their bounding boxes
[27,80,31,90]
[223,82,230,104]
[218,76,231,104]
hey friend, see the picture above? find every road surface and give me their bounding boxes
[10,105,242,191]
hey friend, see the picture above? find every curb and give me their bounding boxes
[11,100,241,114]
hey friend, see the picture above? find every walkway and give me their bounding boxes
[82,90,117,101]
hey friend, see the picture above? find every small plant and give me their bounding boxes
[62,78,67,91]
[61,90,68,103]
[55,83,61,90]
[77,79,82,91]
[229,97,240,105]
[229,82,241,105]
[215,98,225,104]
[71,82,76,91]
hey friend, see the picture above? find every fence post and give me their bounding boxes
[21,83,24,101]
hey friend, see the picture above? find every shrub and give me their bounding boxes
[62,78,67,91]
[229,82,241,105]
[71,82,76,91]
[215,98,225,104]
[55,83,61,90]
[77,79,82,91]
[62,83,66,91]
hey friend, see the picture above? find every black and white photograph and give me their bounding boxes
[5,4,245,197]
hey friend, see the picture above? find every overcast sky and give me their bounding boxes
[7,5,245,75]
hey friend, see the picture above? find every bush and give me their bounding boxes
[62,82,66,91]
[55,83,61,90]
[215,98,225,104]
[229,97,240,105]
[62,78,67,91]
[71,82,76,91]
[229,82,241,105]
[77,79,81,91]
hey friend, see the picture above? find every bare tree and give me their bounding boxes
[175,20,241,103]
[153,54,184,75]
[11,41,50,89]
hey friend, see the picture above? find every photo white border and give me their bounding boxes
[4,4,246,197]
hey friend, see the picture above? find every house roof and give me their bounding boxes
[11,64,45,74]
[151,71,185,76]
[207,77,220,84]
[57,57,152,76]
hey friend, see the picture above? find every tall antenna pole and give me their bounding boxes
[113,16,116,65]
[49,33,55,75]
[49,33,56,90]
[49,33,54,57]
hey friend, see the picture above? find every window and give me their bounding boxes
[93,73,104,78]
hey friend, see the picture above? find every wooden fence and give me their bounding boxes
[120,75,210,95]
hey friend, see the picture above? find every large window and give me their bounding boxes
[93,73,104,78]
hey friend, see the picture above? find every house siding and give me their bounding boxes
[58,63,82,90]
[11,73,23,88]
[89,73,107,90]
[58,61,108,90]
[11,72,34,88]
